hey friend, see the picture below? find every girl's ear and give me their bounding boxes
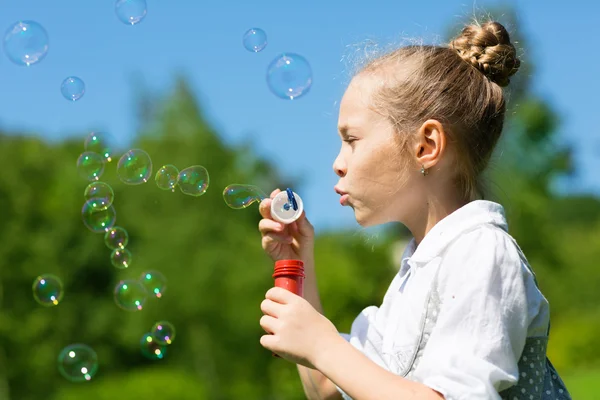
[414,119,446,169]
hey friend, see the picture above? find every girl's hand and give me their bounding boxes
[259,286,339,368]
[258,189,315,261]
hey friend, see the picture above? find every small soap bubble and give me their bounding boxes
[267,53,312,100]
[32,274,64,306]
[61,76,85,101]
[117,149,152,185]
[77,152,105,182]
[114,279,147,311]
[84,182,114,211]
[3,21,49,66]
[155,165,179,191]
[57,344,98,382]
[111,248,132,269]
[82,197,111,211]
[115,0,147,25]
[178,165,209,197]
[139,270,166,299]
[151,321,176,345]
[82,201,116,233]
[84,132,115,162]
[104,226,129,250]
[243,28,267,52]
[140,332,166,360]
[223,184,267,209]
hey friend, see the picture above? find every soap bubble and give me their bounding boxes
[178,165,209,197]
[77,152,105,182]
[151,321,176,345]
[114,279,147,311]
[115,0,147,25]
[117,149,152,185]
[266,53,312,100]
[32,274,64,306]
[61,76,85,101]
[140,270,166,299]
[140,332,166,360]
[82,201,116,233]
[57,344,98,382]
[82,197,111,212]
[111,248,132,269]
[84,132,115,162]
[104,226,129,250]
[84,182,114,211]
[3,21,49,66]
[223,184,267,209]
[243,28,267,52]
[155,165,179,191]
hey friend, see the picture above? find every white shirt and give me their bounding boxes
[338,200,550,399]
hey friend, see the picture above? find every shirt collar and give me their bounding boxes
[398,238,417,277]
[405,200,508,266]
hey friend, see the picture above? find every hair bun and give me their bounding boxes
[449,21,520,87]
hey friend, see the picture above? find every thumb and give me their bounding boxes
[293,211,314,238]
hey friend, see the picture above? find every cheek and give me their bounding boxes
[367,159,412,204]
[348,146,382,176]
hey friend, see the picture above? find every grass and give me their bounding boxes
[562,367,600,399]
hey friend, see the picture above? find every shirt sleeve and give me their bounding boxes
[411,227,530,400]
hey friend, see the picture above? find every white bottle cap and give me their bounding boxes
[270,190,304,225]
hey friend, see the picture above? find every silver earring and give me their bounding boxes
[420,165,428,176]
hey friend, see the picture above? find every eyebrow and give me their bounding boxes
[338,125,350,138]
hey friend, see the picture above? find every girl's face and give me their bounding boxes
[333,75,424,227]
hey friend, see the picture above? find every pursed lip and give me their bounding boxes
[334,186,347,196]
[334,186,350,206]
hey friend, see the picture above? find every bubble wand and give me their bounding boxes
[222,184,303,224]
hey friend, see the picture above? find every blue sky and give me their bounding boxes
[0,0,598,232]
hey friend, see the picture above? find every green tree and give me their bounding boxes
[0,77,399,400]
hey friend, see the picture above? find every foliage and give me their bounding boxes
[0,79,400,400]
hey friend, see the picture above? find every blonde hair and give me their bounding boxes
[358,21,521,201]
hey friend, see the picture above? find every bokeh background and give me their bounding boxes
[1,0,599,399]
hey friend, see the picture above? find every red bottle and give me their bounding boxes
[271,259,305,357]
[273,259,305,297]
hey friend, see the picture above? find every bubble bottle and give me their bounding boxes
[273,259,304,297]
[270,190,305,357]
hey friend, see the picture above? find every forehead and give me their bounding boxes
[338,75,384,128]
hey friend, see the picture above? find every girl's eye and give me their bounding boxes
[344,138,357,144]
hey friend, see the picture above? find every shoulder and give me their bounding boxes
[438,225,526,292]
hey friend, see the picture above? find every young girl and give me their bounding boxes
[257,20,571,400]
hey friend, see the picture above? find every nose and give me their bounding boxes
[333,153,346,177]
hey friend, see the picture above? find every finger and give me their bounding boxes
[259,333,279,351]
[294,211,315,238]
[258,218,285,235]
[261,298,284,317]
[258,189,282,219]
[262,234,293,251]
[265,286,295,304]
[259,314,279,334]
[259,198,273,219]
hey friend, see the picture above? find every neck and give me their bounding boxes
[409,193,469,245]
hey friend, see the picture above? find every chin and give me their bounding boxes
[353,209,379,228]
[354,206,396,228]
